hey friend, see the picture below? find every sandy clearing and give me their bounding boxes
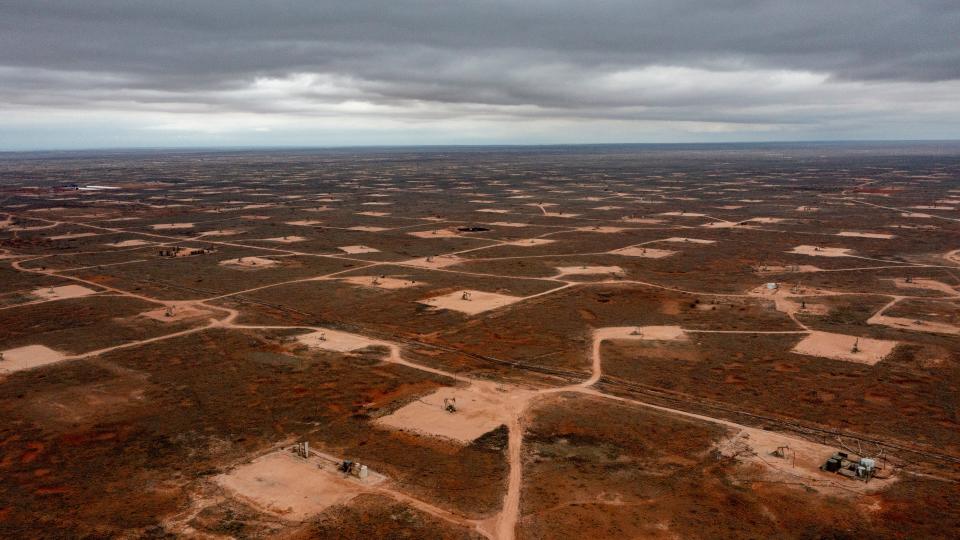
[837,232,895,239]
[715,205,743,209]
[791,331,897,365]
[152,223,194,230]
[215,451,371,520]
[748,286,830,316]
[575,226,626,233]
[542,212,580,218]
[197,228,244,237]
[701,221,740,229]
[505,238,555,247]
[555,265,624,276]
[477,209,511,214]
[296,329,384,352]
[262,236,307,243]
[660,237,716,244]
[788,245,853,257]
[900,212,932,218]
[596,325,688,342]
[339,276,422,289]
[105,239,153,247]
[868,314,960,335]
[621,217,664,224]
[141,305,212,322]
[755,264,823,273]
[356,211,390,217]
[418,289,523,315]
[746,217,786,224]
[49,232,98,240]
[592,206,623,210]
[402,255,465,269]
[657,211,706,217]
[347,226,390,232]
[285,220,323,226]
[219,257,279,269]
[376,385,533,444]
[0,345,68,374]
[717,429,894,499]
[608,246,675,258]
[240,215,271,220]
[888,278,958,295]
[408,229,460,239]
[338,245,380,254]
[490,222,529,227]
[32,285,97,300]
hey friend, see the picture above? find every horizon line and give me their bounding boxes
[3,138,960,155]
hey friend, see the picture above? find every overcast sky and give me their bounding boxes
[2,1,959,150]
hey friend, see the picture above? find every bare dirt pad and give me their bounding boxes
[403,255,465,269]
[791,331,898,365]
[105,239,153,247]
[219,256,279,269]
[0,344,67,374]
[575,226,626,233]
[418,290,523,315]
[660,237,716,244]
[555,265,623,277]
[339,276,421,289]
[598,325,688,342]
[49,232,99,240]
[837,231,895,239]
[215,451,366,521]
[608,246,675,258]
[348,226,390,232]
[376,385,532,444]
[338,245,380,254]
[868,313,960,335]
[889,277,958,295]
[152,223,194,230]
[32,284,97,300]
[296,329,383,352]
[140,305,211,322]
[505,239,555,246]
[408,229,460,239]
[285,220,323,226]
[262,236,307,243]
[788,245,853,257]
[717,428,895,498]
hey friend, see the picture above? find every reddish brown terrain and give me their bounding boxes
[1,144,959,538]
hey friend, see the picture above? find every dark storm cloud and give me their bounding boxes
[0,0,959,142]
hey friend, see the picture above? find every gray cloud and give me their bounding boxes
[1,1,959,148]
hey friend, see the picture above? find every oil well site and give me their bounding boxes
[1,143,960,538]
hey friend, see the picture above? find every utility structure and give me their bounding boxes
[771,445,796,467]
[339,460,369,480]
[294,441,310,458]
[443,397,457,413]
[851,337,861,354]
[461,291,472,301]
[821,451,878,481]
